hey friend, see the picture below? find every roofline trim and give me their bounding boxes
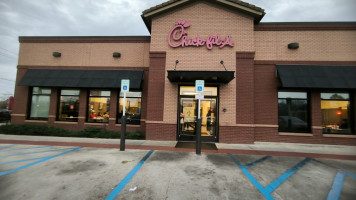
[255,22,356,31]
[19,36,151,43]
[216,0,264,16]
[142,0,189,18]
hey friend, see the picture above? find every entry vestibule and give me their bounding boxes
[178,86,218,142]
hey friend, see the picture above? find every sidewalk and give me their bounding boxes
[1,134,356,160]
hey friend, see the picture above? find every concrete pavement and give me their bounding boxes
[1,143,355,200]
[1,134,356,160]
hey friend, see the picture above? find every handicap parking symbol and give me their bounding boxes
[198,86,202,91]
[123,86,127,90]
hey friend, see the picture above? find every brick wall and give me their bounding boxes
[11,66,147,134]
[219,126,254,144]
[254,64,278,125]
[150,2,255,125]
[253,61,356,145]
[19,42,150,67]
[145,123,176,140]
[255,31,356,61]
[146,52,166,122]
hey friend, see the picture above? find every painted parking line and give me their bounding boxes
[105,150,155,200]
[264,158,311,193]
[345,171,356,178]
[326,170,356,200]
[327,170,345,200]
[228,154,274,200]
[0,145,52,152]
[0,147,78,158]
[0,156,49,165]
[307,158,356,199]
[228,154,311,200]
[243,156,272,169]
[0,144,17,149]
[0,147,82,176]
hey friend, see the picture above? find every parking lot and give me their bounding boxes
[0,143,356,200]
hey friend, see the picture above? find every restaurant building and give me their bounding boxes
[12,0,356,145]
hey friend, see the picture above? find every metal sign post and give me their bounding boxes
[120,79,130,151]
[195,80,204,155]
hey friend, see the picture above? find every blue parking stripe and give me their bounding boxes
[0,144,17,149]
[345,172,356,179]
[0,157,50,165]
[0,147,82,176]
[327,170,345,200]
[0,145,52,152]
[244,156,272,169]
[106,150,154,200]
[0,147,78,158]
[265,158,311,193]
[228,154,274,200]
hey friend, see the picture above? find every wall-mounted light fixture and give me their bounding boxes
[288,43,299,49]
[113,52,121,58]
[53,52,61,57]
[220,60,227,71]
[174,60,179,70]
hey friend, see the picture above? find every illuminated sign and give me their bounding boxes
[168,20,234,50]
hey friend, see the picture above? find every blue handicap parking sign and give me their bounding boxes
[123,86,127,90]
[198,86,202,91]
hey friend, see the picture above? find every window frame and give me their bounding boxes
[277,89,311,133]
[86,89,111,123]
[117,90,142,125]
[27,87,52,121]
[56,89,80,122]
[320,91,355,135]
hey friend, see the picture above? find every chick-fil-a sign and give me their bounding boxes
[168,20,234,50]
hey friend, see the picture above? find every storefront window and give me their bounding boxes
[278,91,310,133]
[88,90,110,123]
[180,86,217,96]
[321,93,352,134]
[118,91,142,125]
[29,87,51,120]
[57,89,80,122]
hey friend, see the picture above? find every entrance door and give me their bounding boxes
[178,86,218,142]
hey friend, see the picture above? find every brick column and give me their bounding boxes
[11,68,29,124]
[311,90,322,137]
[145,52,167,139]
[235,51,255,143]
[353,91,356,134]
[78,89,88,129]
[108,90,118,130]
[48,88,58,125]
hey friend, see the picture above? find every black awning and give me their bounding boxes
[276,65,356,89]
[18,69,144,89]
[167,70,235,83]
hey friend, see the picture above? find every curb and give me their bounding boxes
[1,139,356,160]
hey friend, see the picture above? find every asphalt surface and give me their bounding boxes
[1,143,355,200]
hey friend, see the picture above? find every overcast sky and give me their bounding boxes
[0,0,355,100]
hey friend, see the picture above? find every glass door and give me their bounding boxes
[200,98,217,137]
[178,86,218,142]
[179,98,197,136]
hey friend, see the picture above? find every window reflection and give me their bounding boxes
[88,90,110,123]
[118,91,142,125]
[58,89,80,122]
[321,93,352,134]
[29,87,51,120]
[278,91,309,133]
